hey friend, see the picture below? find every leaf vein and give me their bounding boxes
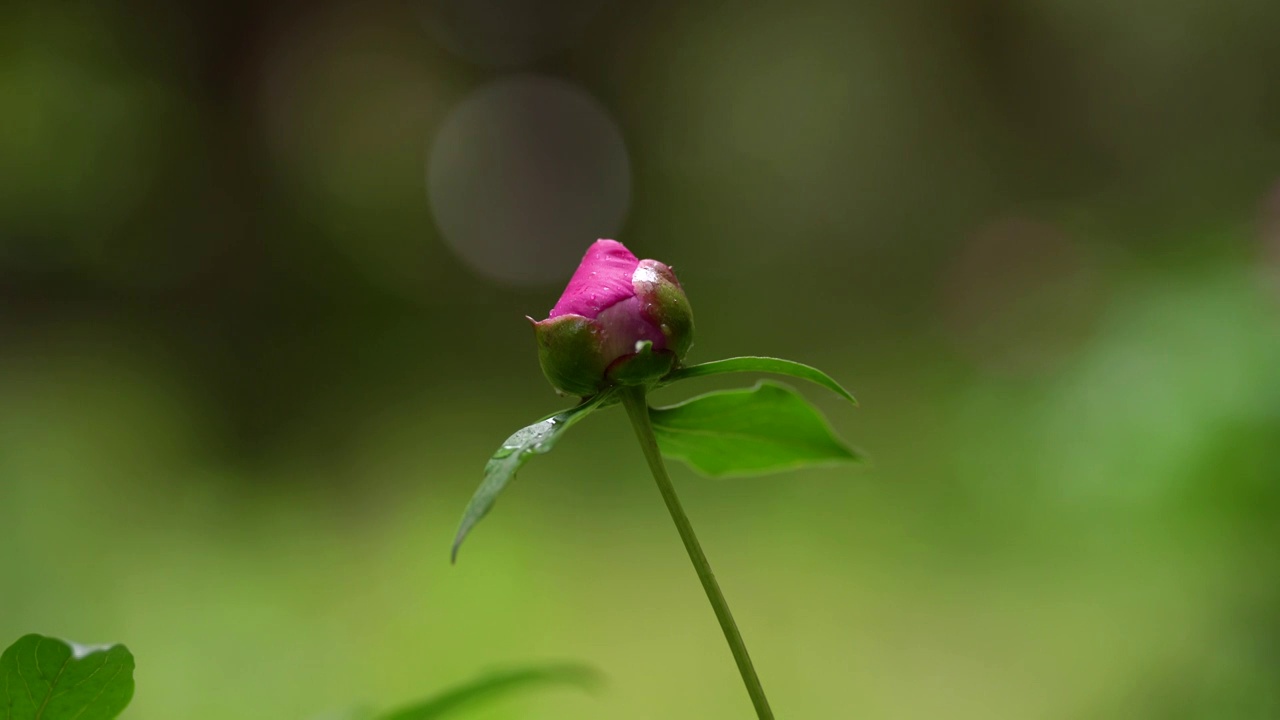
[68,661,125,720]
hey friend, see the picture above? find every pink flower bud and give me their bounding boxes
[533,240,694,396]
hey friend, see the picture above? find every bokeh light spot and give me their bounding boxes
[427,74,631,286]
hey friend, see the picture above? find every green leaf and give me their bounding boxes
[374,664,601,720]
[0,634,135,720]
[649,381,863,477]
[452,392,612,562]
[664,356,858,405]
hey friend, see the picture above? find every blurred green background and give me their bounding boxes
[3,0,1280,718]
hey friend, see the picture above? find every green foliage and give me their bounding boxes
[0,635,597,720]
[454,353,861,560]
[315,664,601,720]
[650,381,862,477]
[451,392,613,562]
[374,664,600,720]
[0,634,134,720]
[664,356,858,405]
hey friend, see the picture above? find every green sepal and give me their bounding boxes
[635,260,694,361]
[532,314,607,397]
[605,340,675,388]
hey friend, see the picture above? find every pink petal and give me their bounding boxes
[548,239,640,319]
[595,295,667,360]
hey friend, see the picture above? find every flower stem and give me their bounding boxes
[618,386,774,720]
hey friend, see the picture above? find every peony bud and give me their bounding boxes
[533,239,694,396]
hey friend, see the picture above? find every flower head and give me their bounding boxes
[533,239,693,396]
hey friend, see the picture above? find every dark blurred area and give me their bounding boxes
[3,1,1279,718]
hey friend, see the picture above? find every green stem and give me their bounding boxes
[618,385,775,720]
